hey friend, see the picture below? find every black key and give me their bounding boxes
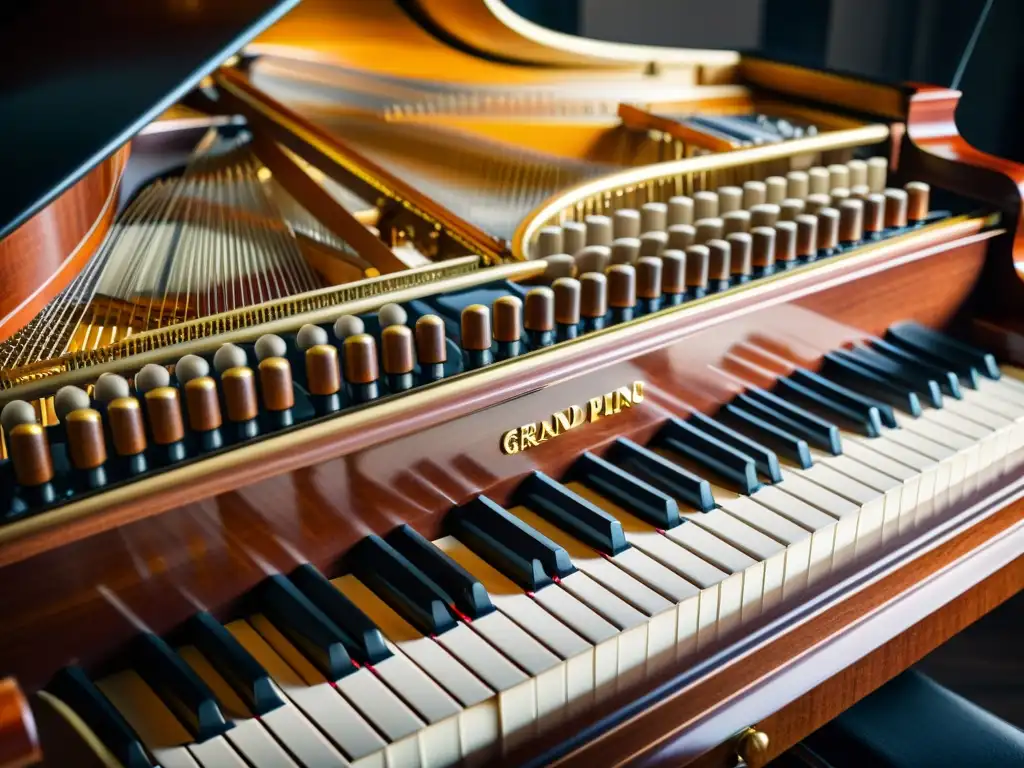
[568,451,681,529]
[289,564,392,664]
[887,321,999,380]
[349,535,457,636]
[867,338,963,397]
[448,496,574,590]
[386,525,494,619]
[774,376,883,437]
[820,353,922,416]
[684,411,783,483]
[256,575,354,681]
[655,417,763,494]
[789,368,897,428]
[132,633,230,741]
[515,472,629,555]
[738,388,843,454]
[186,612,286,716]
[834,347,943,408]
[608,437,715,512]
[48,666,154,768]
[719,404,814,468]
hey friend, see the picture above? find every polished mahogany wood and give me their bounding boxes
[0,679,39,768]
[0,148,128,344]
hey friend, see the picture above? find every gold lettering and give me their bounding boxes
[569,405,586,429]
[520,423,539,448]
[501,429,520,455]
[502,382,646,454]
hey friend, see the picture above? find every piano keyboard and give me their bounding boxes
[37,323,1024,768]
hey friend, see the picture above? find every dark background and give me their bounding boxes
[507,0,1024,163]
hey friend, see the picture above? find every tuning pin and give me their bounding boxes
[543,254,576,280]
[213,344,247,376]
[65,408,108,489]
[144,387,186,466]
[795,214,819,262]
[723,210,751,236]
[535,226,565,259]
[343,335,380,404]
[750,203,780,229]
[867,157,888,193]
[307,344,343,414]
[693,191,719,221]
[639,231,668,258]
[668,224,696,251]
[905,182,930,225]
[258,356,295,429]
[706,240,732,293]
[461,304,493,371]
[864,193,886,240]
[382,325,415,393]
[635,257,663,315]
[774,221,798,270]
[580,272,608,333]
[182,374,224,453]
[660,249,687,305]
[107,397,147,476]
[717,186,743,214]
[93,373,130,406]
[493,296,523,361]
[808,167,830,196]
[524,287,555,348]
[610,237,640,266]
[786,170,809,200]
[612,209,641,239]
[667,196,694,227]
[607,264,636,324]
[296,324,329,351]
[574,244,610,275]
[682,245,709,299]
[8,422,56,506]
[220,366,260,440]
[727,232,753,285]
[817,207,840,257]
[828,164,850,190]
[561,221,587,256]
[378,303,408,329]
[255,333,288,361]
[415,315,448,384]
[135,364,170,396]
[883,188,908,229]
[751,227,776,278]
[779,198,805,222]
[742,181,767,209]
[838,199,864,246]
[640,202,668,233]
[695,217,724,244]
[847,159,868,188]
[553,278,581,341]
[765,176,788,205]
[584,214,613,247]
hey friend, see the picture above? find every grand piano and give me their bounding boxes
[0,1,1022,766]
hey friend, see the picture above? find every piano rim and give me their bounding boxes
[0,212,999,568]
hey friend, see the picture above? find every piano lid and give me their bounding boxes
[0,0,300,241]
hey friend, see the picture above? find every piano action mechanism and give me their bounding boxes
[0,1,1022,766]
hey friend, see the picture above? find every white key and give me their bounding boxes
[789,462,885,555]
[189,737,249,768]
[95,670,201,768]
[772,472,860,567]
[229,618,384,765]
[333,576,493,708]
[177,645,300,768]
[752,485,837,584]
[814,449,903,532]
[843,433,932,509]
[508,506,674,618]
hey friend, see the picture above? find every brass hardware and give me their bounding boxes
[735,727,770,766]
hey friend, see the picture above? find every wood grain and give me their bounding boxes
[0,679,38,768]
